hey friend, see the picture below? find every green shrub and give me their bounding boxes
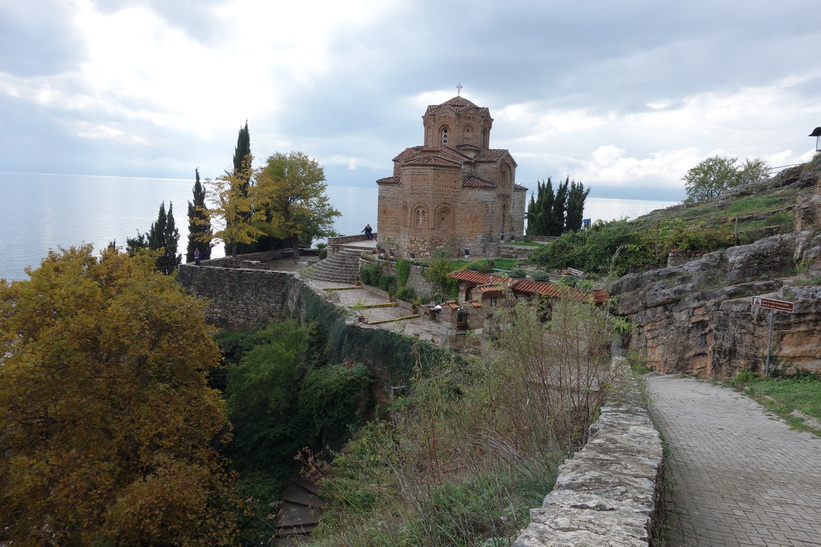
[509,268,527,278]
[397,286,416,302]
[531,270,550,282]
[396,259,411,287]
[378,273,397,292]
[359,263,381,286]
[466,259,494,273]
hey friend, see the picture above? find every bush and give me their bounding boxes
[359,263,381,286]
[378,273,397,293]
[396,259,411,287]
[466,259,494,273]
[397,286,416,302]
[509,268,527,278]
[531,270,550,282]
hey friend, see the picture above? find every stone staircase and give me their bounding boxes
[310,246,363,284]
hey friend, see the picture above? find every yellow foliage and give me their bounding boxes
[0,245,238,544]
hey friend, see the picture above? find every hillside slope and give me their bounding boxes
[610,158,821,379]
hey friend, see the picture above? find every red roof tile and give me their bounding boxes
[404,155,461,168]
[449,270,607,303]
[448,270,510,285]
[463,176,496,188]
[514,183,528,191]
[376,176,400,184]
[473,149,508,162]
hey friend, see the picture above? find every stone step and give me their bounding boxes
[310,247,362,284]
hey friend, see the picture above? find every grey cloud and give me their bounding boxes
[0,2,86,77]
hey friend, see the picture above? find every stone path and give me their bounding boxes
[645,373,821,546]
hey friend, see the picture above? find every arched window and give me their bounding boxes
[440,126,449,146]
[415,207,427,228]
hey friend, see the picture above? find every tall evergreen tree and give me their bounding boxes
[126,202,181,275]
[548,177,569,236]
[566,180,590,232]
[187,168,212,262]
[231,122,255,255]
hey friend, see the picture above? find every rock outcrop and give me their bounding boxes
[611,160,821,380]
[612,233,821,379]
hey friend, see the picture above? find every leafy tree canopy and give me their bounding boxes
[683,156,769,202]
[204,155,264,259]
[255,151,341,260]
[0,245,237,545]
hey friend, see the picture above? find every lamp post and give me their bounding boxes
[810,127,821,152]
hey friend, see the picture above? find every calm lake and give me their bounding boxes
[0,172,678,281]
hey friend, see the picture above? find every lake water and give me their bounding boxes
[0,172,678,281]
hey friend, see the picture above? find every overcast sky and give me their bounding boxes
[1,0,819,201]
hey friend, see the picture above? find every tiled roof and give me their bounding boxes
[462,176,496,188]
[425,96,489,117]
[514,183,528,191]
[376,176,400,184]
[476,284,504,295]
[448,270,510,285]
[404,155,461,168]
[448,270,608,303]
[473,149,508,162]
[392,146,424,162]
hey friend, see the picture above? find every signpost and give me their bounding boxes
[751,297,795,376]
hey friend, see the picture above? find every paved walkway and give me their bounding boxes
[645,373,821,546]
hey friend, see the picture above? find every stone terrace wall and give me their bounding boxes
[177,263,298,328]
[514,362,664,546]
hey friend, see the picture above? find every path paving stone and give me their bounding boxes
[645,373,821,546]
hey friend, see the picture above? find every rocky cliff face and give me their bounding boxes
[611,163,821,380]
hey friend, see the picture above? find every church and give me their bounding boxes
[376,94,527,258]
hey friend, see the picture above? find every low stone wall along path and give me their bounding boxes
[646,373,821,546]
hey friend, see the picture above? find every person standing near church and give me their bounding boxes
[362,224,372,240]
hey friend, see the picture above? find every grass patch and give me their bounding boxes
[729,371,821,434]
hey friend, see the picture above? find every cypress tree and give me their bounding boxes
[187,168,212,262]
[548,177,569,236]
[128,202,181,275]
[231,122,255,255]
[148,202,181,275]
[565,180,590,232]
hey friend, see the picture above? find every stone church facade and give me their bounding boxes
[376,95,527,258]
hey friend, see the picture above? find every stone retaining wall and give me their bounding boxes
[514,362,664,546]
[176,263,298,328]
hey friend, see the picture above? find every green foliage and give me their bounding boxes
[255,151,341,259]
[424,247,460,300]
[566,180,591,231]
[359,262,381,286]
[531,270,551,282]
[730,371,821,428]
[527,177,588,236]
[225,319,310,474]
[316,299,622,545]
[396,286,416,302]
[187,168,212,262]
[297,363,374,450]
[509,267,527,278]
[683,156,770,202]
[127,201,182,275]
[467,259,494,273]
[378,272,397,293]
[396,259,411,286]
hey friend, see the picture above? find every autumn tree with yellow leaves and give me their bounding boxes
[0,246,238,544]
